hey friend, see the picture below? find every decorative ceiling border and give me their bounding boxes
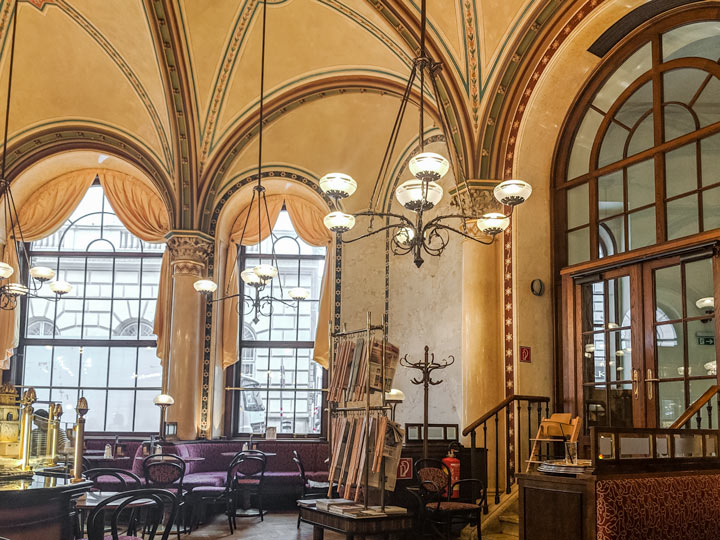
[198,74,441,231]
[2,124,175,223]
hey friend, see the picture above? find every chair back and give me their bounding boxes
[415,458,450,495]
[86,488,178,540]
[85,468,142,491]
[292,449,307,482]
[142,454,186,492]
[234,453,266,485]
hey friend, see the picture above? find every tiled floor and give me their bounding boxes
[190,510,346,539]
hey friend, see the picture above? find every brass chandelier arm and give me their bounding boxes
[339,211,414,244]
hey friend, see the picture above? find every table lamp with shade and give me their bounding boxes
[385,388,405,421]
[153,394,174,440]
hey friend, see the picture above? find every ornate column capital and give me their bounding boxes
[166,231,214,276]
[449,179,503,217]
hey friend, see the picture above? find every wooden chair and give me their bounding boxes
[525,413,582,472]
[142,454,187,540]
[190,452,245,534]
[293,449,338,528]
[232,453,267,524]
[85,468,142,491]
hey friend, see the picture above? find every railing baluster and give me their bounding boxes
[494,412,500,505]
[536,402,542,461]
[527,402,532,462]
[696,410,702,430]
[505,405,511,494]
[470,430,479,503]
[483,422,488,514]
[707,400,713,430]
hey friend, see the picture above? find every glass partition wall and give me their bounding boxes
[558,12,720,432]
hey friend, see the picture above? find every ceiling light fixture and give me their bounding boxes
[319,0,531,267]
[194,0,307,323]
[0,2,72,310]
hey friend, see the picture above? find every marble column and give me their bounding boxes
[165,232,214,440]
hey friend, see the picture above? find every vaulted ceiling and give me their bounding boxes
[0,0,577,231]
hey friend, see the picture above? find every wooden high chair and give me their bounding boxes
[525,413,582,472]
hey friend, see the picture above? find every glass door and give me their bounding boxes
[646,255,718,428]
[578,267,645,430]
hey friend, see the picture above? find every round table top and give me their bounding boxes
[75,491,154,510]
[84,449,105,455]
[220,451,276,457]
[134,455,206,462]
[85,455,131,461]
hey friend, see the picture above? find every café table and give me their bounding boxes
[74,490,155,538]
[84,455,131,466]
[134,455,206,462]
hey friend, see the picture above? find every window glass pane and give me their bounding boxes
[607,276,631,327]
[581,281,605,332]
[598,170,624,219]
[665,142,698,198]
[701,132,720,187]
[593,43,652,112]
[52,346,80,388]
[83,299,111,339]
[136,347,163,388]
[663,68,708,105]
[82,389,107,432]
[685,258,713,319]
[567,108,603,180]
[79,347,109,388]
[23,346,52,386]
[134,390,160,432]
[598,122,629,168]
[688,319,715,379]
[108,348,138,388]
[694,77,720,128]
[662,21,720,62]
[627,114,654,156]
[656,322,684,378]
[664,103,697,141]
[702,187,720,231]
[114,260,141,298]
[627,159,655,210]
[655,265,683,321]
[667,193,699,240]
[567,227,589,265]
[567,184,589,229]
[690,379,716,429]
[608,330,632,383]
[628,207,656,250]
[55,299,83,338]
[658,380,685,428]
[105,390,135,432]
[615,81,652,128]
[599,216,625,258]
[608,383,633,427]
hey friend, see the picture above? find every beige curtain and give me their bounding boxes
[0,170,96,366]
[98,171,171,365]
[0,169,171,369]
[221,192,333,370]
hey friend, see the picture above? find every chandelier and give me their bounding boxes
[194,0,308,323]
[0,1,72,310]
[319,0,532,267]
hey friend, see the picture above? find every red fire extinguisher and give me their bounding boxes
[442,448,461,498]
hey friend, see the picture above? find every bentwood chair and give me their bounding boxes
[232,453,267,524]
[412,459,486,540]
[190,453,245,534]
[85,468,142,491]
[85,488,178,540]
[293,450,337,528]
[141,454,187,540]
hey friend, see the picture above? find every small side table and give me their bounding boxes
[298,506,413,540]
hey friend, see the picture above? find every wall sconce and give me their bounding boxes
[153,393,175,440]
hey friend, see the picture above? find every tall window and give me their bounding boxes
[557,19,720,266]
[17,184,164,432]
[231,210,326,436]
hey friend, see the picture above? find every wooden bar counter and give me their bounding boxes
[0,472,92,540]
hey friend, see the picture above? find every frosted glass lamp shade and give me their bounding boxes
[153,394,175,406]
[29,266,55,282]
[288,287,310,301]
[193,279,218,293]
[5,283,28,297]
[0,263,13,279]
[49,280,72,295]
[324,211,356,233]
[241,269,263,287]
[253,264,278,281]
[696,297,714,311]
[476,213,510,236]
[319,173,357,199]
[408,152,450,182]
[394,227,415,247]
[385,388,405,403]
[494,179,532,206]
[395,180,443,212]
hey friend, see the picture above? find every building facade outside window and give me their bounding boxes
[16,184,164,432]
[231,210,326,436]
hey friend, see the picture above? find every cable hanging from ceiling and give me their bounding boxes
[319,0,532,267]
[0,0,73,310]
[193,0,308,323]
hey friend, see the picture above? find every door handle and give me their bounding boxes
[632,369,639,399]
[646,369,659,400]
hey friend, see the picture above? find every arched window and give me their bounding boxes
[232,210,326,436]
[18,184,164,432]
[557,18,720,266]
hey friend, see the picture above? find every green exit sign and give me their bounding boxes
[698,336,715,346]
